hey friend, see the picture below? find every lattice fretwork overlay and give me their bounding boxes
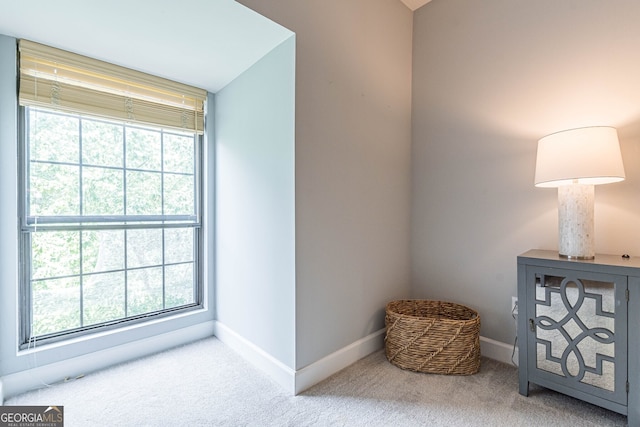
[534,275,615,391]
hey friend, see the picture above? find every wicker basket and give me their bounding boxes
[384,299,480,375]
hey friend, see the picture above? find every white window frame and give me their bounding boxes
[18,106,204,349]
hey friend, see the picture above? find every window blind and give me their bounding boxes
[18,39,207,134]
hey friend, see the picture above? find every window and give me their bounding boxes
[18,40,207,348]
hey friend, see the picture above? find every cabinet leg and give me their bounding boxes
[629,391,639,427]
[518,377,529,397]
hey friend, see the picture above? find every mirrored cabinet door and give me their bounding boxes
[527,267,627,405]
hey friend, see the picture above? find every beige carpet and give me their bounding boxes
[5,337,627,426]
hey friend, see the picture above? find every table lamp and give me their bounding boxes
[534,126,625,259]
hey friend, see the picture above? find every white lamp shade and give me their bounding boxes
[534,126,625,188]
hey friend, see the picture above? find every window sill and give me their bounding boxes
[17,306,211,357]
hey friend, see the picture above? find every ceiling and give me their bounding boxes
[0,0,429,93]
[400,0,432,11]
[0,0,293,93]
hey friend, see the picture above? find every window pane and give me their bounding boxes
[127,229,162,268]
[32,277,80,336]
[164,133,194,174]
[83,166,124,215]
[82,119,123,167]
[164,174,194,215]
[83,230,125,274]
[166,263,194,308]
[126,171,161,215]
[22,107,201,345]
[83,272,125,325]
[127,267,163,315]
[32,231,80,280]
[30,109,78,164]
[126,128,161,171]
[164,228,194,264]
[30,163,80,216]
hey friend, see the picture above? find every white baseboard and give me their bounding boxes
[213,322,518,396]
[213,321,386,395]
[0,320,215,404]
[212,321,297,392]
[295,334,516,393]
[480,336,518,366]
[294,328,386,394]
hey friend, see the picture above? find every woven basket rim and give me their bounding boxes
[386,299,479,322]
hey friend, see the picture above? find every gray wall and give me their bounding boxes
[215,37,297,367]
[238,0,413,369]
[412,0,640,345]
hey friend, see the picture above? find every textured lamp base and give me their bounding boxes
[557,184,595,260]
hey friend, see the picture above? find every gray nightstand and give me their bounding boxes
[517,249,640,425]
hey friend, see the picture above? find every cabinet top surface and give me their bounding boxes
[519,249,640,270]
